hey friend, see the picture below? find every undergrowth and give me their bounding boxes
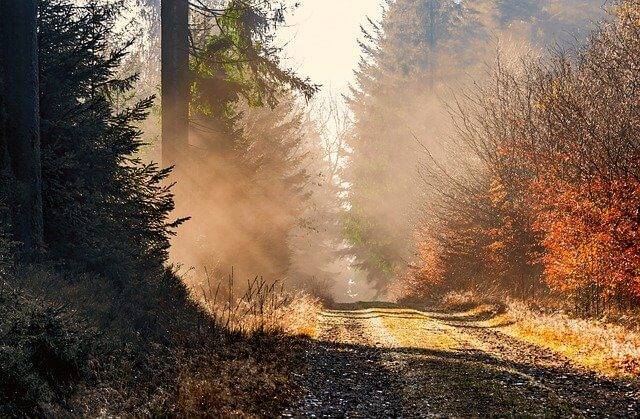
[197,269,321,338]
[505,300,640,378]
[0,261,319,416]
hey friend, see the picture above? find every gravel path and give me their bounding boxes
[284,303,640,418]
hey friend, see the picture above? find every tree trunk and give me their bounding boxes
[0,0,43,253]
[161,0,189,169]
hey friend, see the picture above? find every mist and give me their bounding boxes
[342,0,605,299]
[114,0,606,302]
[4,1,640,416]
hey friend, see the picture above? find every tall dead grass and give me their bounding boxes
[1,261,321,416]
[196,268,321,338]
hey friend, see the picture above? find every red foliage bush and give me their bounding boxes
[532,177,640,306]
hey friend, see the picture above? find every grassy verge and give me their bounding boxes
[501,301,640,378]
[1,263,320,416]
[435,291,640,379]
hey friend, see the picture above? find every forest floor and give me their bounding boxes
[283,302,640,417]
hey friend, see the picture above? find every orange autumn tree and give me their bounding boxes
[523,1,640,311]
[397,148,541,301]
[404,0,640,313]
[533,178,640,312]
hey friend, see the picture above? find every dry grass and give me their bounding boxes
[171,335,305,417]
[164,271,322,416]
[438,290,503,313]
[436,291,640,379]
[204,291,320,338]
[277,293,322,338]
[502,301,640,378]
[1,262,321,416]
[158,272,322,416]
[196,270,321,338]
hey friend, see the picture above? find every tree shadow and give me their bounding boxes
[292,302,639,417]
[289,337,640,417]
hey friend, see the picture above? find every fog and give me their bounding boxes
[119,0,605,302]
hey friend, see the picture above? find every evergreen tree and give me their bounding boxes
[344,0,480,293]
[287,108,346,298]
[37,0,182,275]
[172,93,321,284]
[167,1,319,284]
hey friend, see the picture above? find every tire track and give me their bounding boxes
[285,304,640,417]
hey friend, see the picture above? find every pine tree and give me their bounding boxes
[167,1,318,282]
[344,0,479,293]
[37,0,182,274]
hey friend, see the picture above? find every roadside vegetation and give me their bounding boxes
[344,0,640,379]
[0,261,319,416]
[505,301,640,377]
[429,292,640,378]
[343,0,602,294]
[397,0,640,317]
[0,0,321,415]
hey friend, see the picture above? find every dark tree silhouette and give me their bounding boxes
[161,0,190,169]
[0,0,43,252]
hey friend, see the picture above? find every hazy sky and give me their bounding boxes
[278,0,384,98]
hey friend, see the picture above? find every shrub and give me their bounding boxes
[0,280,89,415]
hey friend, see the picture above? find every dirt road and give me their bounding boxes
[284,303,640,418]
